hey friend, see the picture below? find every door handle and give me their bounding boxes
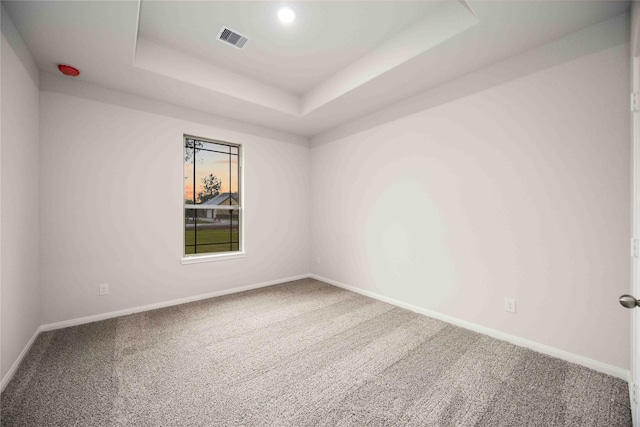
[619,295,640,309]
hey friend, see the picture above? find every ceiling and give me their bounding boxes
[139,1,443,95]
[2,1,631,139]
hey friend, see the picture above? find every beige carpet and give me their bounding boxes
[0,278,632,426]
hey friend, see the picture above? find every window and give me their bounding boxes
[184,136,241,258]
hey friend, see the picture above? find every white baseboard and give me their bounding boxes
[3,274,308,391]
[1,326,43,392]
[3,272,629,394]
[310,274,630,381]
[41,274,310,332]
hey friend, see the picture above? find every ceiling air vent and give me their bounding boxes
[217,26,250,49]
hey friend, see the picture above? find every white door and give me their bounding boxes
[628,7,640,425]
[629,54,640,426]
[615,8,639,423]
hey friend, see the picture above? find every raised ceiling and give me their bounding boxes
[2,1,631,139]
[138,1,443,94]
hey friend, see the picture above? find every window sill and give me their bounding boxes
[181,252,246,265]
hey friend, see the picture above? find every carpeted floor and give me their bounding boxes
[0,278,632,426]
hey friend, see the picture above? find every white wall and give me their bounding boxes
[310,41,631,369]
[39,89,310,324]
[1,10,41,380]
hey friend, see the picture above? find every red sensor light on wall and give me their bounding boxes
[58,64,80,77]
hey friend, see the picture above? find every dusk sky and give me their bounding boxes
[184,148,238,202]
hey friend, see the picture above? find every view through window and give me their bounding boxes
[184,136,240,256]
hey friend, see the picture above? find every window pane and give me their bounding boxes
[184,208,196,254]
[230,154,239,205]
[195,149,229,205]
[184,147,195,204]
[188,208,238,253]
[201,140,230,154]
[231,209,239,246]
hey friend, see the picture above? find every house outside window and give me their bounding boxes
[183,135,241,258]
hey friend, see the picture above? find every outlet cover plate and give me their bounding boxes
[504,297,516,313]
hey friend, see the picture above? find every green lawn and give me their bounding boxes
[185,228,239,254]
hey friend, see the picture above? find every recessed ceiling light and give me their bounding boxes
[277,7,296,24]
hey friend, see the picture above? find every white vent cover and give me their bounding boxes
[217,26,250,49]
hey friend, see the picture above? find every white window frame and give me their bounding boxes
[181,135,245,264]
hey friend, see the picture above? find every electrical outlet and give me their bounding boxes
[99,283,109,296]
[504,298,516,313]
[316,256,321,265]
